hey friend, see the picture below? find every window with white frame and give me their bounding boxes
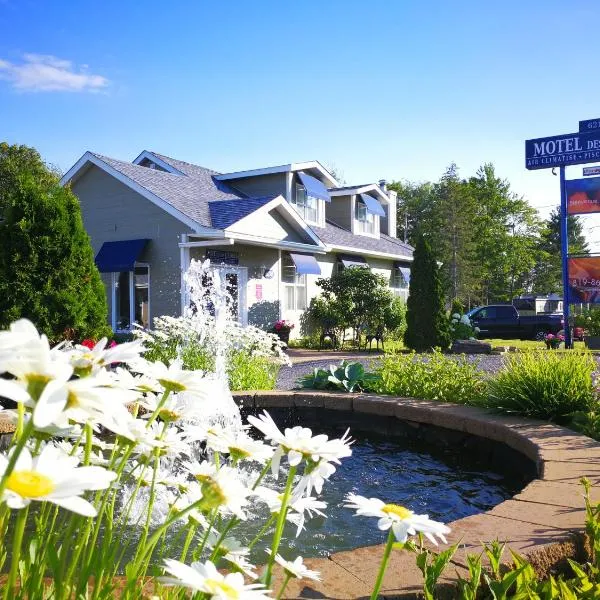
[112,265,150,330]
[282,254,307,311]
[291,183,320,224]
[355,199,376,234]
[390,266,409,297]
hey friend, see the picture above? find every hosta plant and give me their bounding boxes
[296,360,380,392]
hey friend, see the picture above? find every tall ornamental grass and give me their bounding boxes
[375,350,486,404]
[484,351,597,421]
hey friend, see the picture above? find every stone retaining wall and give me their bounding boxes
[232,391,600,599]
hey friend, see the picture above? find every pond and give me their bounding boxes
[239,426,527,558]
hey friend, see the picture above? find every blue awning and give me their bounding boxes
[360,194,386,217]
[297,172,331,202]
[95,239,149,273]
[289,253,321,275]
[339,254,368,269]
[398,266,411,283]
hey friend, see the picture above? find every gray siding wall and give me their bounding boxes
[326,195,352,229]
[71,165,194,325]
[228,174,287,199]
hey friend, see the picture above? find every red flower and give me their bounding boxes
[81,339,95,349]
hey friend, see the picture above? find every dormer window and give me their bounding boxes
[355,199,376,234]
[291,183,319,224]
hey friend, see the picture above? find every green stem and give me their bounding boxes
[263,465,297,587]
[84,421,93,465]
[248,513,277,550]
[4,505,29,600]
[370,529,395,600]
[180,523,198,562]
[276,574,292,600]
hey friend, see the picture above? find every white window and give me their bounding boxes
[355,199,376,234]
[291,183,319,224]
[112,265,150,331]
[282,254,307,311]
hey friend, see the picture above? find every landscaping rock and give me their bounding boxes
[451,339,492,354]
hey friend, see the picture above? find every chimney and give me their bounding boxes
[378,179,387,192]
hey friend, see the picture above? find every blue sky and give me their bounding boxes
[2,1,600,243]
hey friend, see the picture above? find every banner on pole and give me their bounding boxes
[568,257,600,303]
[566,177,600,214]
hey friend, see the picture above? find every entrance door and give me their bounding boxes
[210,265,248,325]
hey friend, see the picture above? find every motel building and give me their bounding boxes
[61,151,413,336]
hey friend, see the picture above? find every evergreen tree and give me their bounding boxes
[404,235,451,351]
[0,142,110,341]
[533,207,589,294]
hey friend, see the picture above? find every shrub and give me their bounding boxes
[383,296,407,340]
[448,312,478,341]
[297,360,380,392]
[136,314,288,391]
[375,350,486,404]
[316,266,394,346]
[484,351,597,421]
[404,235,451,351]
[0,143,110,341]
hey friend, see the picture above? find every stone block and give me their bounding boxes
[451,340,492,354]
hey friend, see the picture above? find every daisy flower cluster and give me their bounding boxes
[0,317,361,599]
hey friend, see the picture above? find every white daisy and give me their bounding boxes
[186,462,250,520]
[143,358,209,396]
[202,425,274,464]
[0,444,116,516]
[161,559,270,599]
[140,392,202,423]
[35,370,139,429]
[67,338,145,375]
[254,486,327,536]
[247,411,352,477]
[345,493,450,545]
[267,551,320,581]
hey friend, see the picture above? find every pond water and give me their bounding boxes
[238,427,526,559]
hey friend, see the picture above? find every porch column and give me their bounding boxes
[180,233,190,315]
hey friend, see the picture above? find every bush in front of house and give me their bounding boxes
[0,143,110,342]
[404,235,451,351]
[136,314,289,391]
[305,269,405,348]
[374,350,486,404]
[482,351,597,422]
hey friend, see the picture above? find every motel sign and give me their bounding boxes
[525,119,600,348]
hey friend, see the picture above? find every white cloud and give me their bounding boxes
[0,53,109,92]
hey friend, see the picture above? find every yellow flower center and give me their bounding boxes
[158,378,186,392]
[229,446,251,461]
[382,504,413,520]
[158,408,180,422]
[6,471,55,498]
[206,579,239,598]
[26,374,51,401]
[66,390,79,409]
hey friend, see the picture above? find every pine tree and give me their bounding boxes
[0,142,110,341]
[404,235,451,351]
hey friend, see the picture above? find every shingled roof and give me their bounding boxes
[311,221,413,259]
[70,151,412,260]
[91,153,245,228]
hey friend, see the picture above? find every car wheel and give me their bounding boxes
[534,330,546,342]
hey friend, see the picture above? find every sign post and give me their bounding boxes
[559,166,571,348]
[526,118,600,348]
